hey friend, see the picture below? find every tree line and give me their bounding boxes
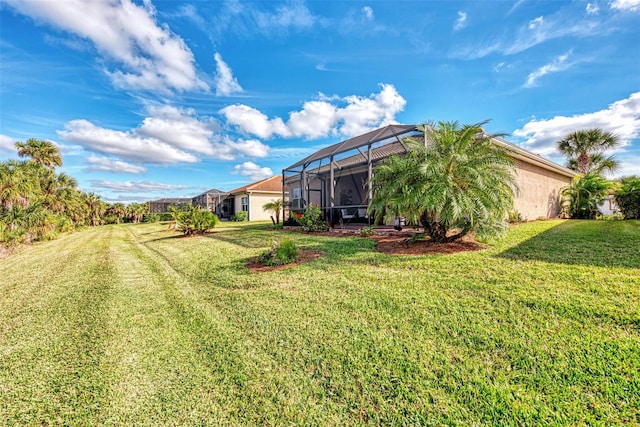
[0,139,147,249]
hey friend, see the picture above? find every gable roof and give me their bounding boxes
[228,175,282,195]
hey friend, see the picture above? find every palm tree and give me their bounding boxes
[369,121,518,243]
[107,203,126,224]
[126,202,147,223]
[83,192,105,226]
[262,198,284,224]
[557,128,620,175]
[15,138,63,169]
[0,161,35,211]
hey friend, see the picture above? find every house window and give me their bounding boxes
[291,187,301,209]
[241,196,249,212]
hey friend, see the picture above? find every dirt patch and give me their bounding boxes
[246,249,324,273]
[371,233,486,255]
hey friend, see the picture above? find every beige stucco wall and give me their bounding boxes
[512,159,572,220]
[233,192,281,221]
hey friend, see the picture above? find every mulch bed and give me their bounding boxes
[248,229,486,272]
[370,233,486,255]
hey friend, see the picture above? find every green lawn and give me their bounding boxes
[1,220,638,425]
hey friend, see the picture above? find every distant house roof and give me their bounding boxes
[149,197,192,203]
[228,175,283,195]
[192,188,228,198]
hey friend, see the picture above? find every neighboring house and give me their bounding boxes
[282,124,576,224]
[192,188,231,219]
[148,197,192,214]
[227,176,284,221]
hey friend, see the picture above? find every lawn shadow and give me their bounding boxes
[496,220,640,268]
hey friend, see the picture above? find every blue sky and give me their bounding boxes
[1,0,639,203]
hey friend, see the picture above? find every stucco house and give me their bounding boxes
[227,175,284,221]
[282,124,576,225]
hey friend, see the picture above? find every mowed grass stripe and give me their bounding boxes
[124,224,342,425]
[0,226,116,424]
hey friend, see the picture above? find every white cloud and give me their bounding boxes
[0,134,16,152]
[221,104,291,139]
[4,0,207,93]
[610,0,640,11]
[512,92,640,161]
[253,1,316,32]
[224,138,270,158]
[58,105,269,164]
[213,52,243,96]
[453,10,601,59]
[528,16,544,30]
[524,51,573,88]
[137,105,217,155]
[232,161,273,181]
[586,3,600,14]
[453,11,467,31]
[58,119,199,164]
[362,6,374,21]
[221,83,406,140]
[90,180,190,193]
[85,155,147,174]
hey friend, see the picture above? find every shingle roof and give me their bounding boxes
[228,175,282,194]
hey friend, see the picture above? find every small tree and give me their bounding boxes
[171,204,219,236]
[369,121,518,243]
[614,175,640,219]
[262,198,284,224]
[562,173,612,219]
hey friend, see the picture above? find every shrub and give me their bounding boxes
[284,212,303,226]
[562,173,612,219]
[507,210,524,223]
[258,238,299,266]
[230,211,248,222]
[299,205,329,232]
[143,213,160,223]
[171,205,219,236]
[596,213,624,221]
[359,225,375,236]
[614,175,640,219]
[103,214,119,225]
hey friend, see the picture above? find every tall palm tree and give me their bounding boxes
[15,138,63,169]
[557,128,620,175]
[83,192,105,226]
[369,121,518,243]
[262,198,284,224]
